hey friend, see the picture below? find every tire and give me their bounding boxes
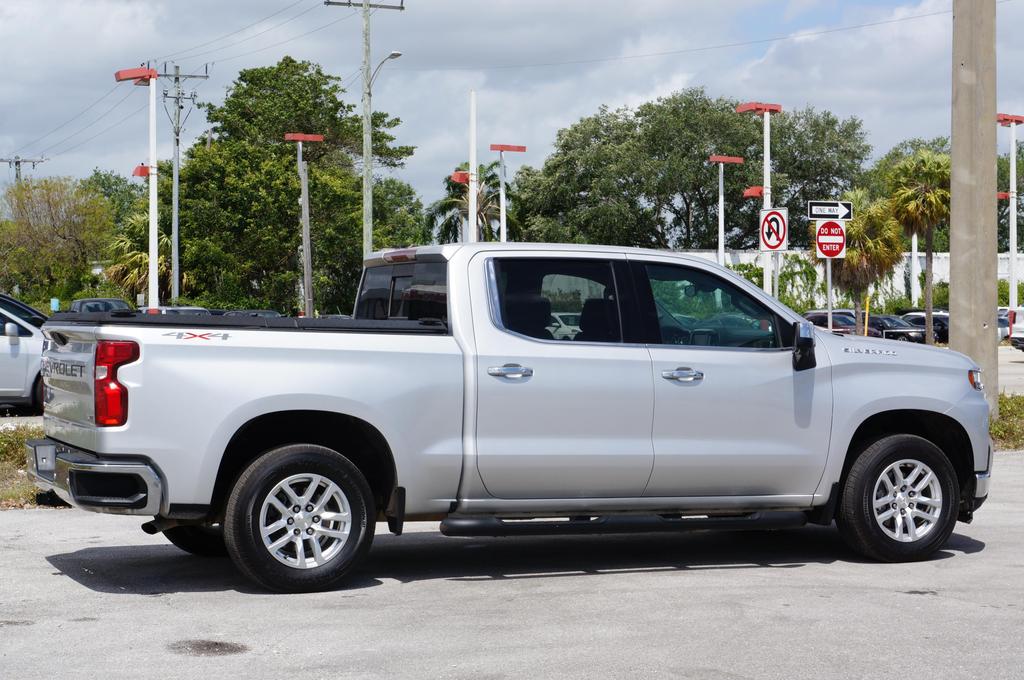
[223,444,375,593]
[163,525,228,557]
[31,375,44,414]
[837,434,958,562]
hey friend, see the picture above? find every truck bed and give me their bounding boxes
[45,312,448,334]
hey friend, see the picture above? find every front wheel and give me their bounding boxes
[837,434,958,562]
[223,444,375,592]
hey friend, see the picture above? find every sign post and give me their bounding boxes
[815,219,848,330]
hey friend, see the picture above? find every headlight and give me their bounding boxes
[968,369,984,391]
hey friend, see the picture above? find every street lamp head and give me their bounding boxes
[388,51,402,60]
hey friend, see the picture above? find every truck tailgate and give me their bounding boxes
[41,325,98,450]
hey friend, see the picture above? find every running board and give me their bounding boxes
[439,512,807,538]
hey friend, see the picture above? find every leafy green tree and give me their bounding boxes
[0,177,112,305]
[134,57,418,313]
[81,168,144,231]
[513,88,868,251]
[811,189,904,334]
[890,149,951,343]
[427,161,508,243]
[104,213,181,299]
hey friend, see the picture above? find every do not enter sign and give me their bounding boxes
[816,220,846,259]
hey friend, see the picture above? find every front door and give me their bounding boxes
[0,311,29,399]
[472,253,655,499]
[633,258,833,498]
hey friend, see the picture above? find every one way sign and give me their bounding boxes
[807,200,853,220]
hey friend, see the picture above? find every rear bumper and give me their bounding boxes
[25,438,163,515]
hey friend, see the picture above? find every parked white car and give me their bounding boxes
[0,303,46,409]
[29,243,992,592]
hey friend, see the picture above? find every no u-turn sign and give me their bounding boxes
[759,208,789,252]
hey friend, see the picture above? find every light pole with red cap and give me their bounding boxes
[490,144,527,242]
[737,102,782,294]
[115,66,159,307]
[709,155,743,265]
[999,113,1023,310]
[285,133,324,317]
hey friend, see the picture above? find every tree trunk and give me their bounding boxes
[925,226,935,345]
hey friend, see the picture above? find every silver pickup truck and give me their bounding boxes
[28,243,992,592]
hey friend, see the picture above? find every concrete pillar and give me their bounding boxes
[949,0,998,414]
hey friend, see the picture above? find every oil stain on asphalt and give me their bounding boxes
[167,639,249,656]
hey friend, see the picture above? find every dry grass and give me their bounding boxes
[0,425,47,508]
[992,393,1024,452]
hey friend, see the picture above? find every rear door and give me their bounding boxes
[470,252,655,499]
[632,256,833,499]
[40,325,97,436]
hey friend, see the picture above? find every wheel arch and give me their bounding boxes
[842,409,973,496]
[210,410,397,520]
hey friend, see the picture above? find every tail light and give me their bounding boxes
[95,340,139,427]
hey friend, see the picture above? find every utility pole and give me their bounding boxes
[1,156,47,182]
[324,0,405,258]
[286,133,325,317]
[949,0,998,414]
[159,63,208,303]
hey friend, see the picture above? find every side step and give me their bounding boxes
[440,512,807,538]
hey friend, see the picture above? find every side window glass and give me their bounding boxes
[355,262,448,322]
[493,258,622,343]
[645,263,779,348]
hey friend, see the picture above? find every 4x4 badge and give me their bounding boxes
[162,331,230,341]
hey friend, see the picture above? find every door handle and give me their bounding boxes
[488,363,534,379]
[662,367,704,382]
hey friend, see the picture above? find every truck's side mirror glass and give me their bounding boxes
[793,321,816,371]
[5,322,20,344]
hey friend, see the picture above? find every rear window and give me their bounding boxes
[354,262,448,322]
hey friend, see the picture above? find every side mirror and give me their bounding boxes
[793,321,816,371]
[5,322,20,344]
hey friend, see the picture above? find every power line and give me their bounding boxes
[47,102,148,158]
[38,88,136,156]
[169,2,322,63]
[196,9,359,67]
[15,84,119,154]
[152,0,312,61]
[395,3,1017,72]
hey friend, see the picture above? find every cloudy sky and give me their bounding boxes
[1,0,1022,205]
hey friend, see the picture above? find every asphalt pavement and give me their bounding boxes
[999,345,1024,395]
[1,454,1021,679]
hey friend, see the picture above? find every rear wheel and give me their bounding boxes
[837,434,958,562]
[223,444,375,592]
[163,525,228,557]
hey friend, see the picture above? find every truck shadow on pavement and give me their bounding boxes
[45,525,985,595]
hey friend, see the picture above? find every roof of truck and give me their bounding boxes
[364,242,722,269]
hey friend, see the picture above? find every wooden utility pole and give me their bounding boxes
[949,0,998,414]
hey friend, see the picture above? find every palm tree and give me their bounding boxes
[426,161,509,243]
[890,149,951,344]
[104,213,181,300]
[818,190,904,335]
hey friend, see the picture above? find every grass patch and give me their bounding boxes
[0,425,46,508]
[992,393,1024,451]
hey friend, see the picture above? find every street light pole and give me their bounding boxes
[115,66,160,308]
[709,155,744,266]
[737,102,782,295]
[490,144,527,242]
[466,91,479,243]
[999,114,1024,310]
[285,133,325,317]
